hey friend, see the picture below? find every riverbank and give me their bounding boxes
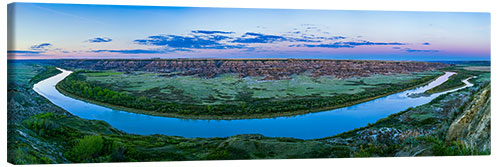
[426,77,472,94]
[9,63,490,164]
[22,72,492,163]
[55,71,445,120]
[425,67,488,94]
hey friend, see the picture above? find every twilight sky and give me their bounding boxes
[7,3,490,60]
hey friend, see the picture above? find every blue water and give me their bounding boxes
[33,69,471,139]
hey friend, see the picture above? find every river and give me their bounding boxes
[33,69,472,139]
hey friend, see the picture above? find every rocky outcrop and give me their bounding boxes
[446,84,490,152]
[55,59,450,80]
[8,87,70,124]
[8,86,71,164]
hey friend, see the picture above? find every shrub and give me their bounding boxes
[65,135,104,162]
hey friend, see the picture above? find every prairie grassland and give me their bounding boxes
[84,71,124,77]
[83,71,441,105]
[8,62,44,86]
[463,66,490,72]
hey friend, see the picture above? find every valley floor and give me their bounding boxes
[56,69,444,119]
[7,63,491,164]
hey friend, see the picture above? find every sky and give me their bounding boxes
[7,3,491,60]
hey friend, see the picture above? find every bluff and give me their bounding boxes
[55,59,450,80]
[446,84,490,152]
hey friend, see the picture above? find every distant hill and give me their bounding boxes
[50,59,450,80]
[430,61,490,66]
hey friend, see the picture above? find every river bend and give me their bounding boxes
[33,69,472,139]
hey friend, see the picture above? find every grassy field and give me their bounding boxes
[463,66,490,72]
[8,62,45,87]
[83,71,442,105]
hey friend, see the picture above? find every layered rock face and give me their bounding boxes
[57,59,450,80]
[446,84,491,152]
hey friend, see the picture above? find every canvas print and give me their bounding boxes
[7,3,490,164]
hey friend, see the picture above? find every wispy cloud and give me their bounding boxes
[192,30,234,34]
[30,43,52,50]
[90,48,193,54]
[232,32,288,43]
[134,34,244,50]
[29,3,106,25]
[8,42,53,55]
[291,41,405,48]
[405,48,439,53]
[343,41,406,46]
[114,29,415,55]
[87,37,112,43]
[290,43,353,48]
[91,49,168,54]
[7,50,43,54]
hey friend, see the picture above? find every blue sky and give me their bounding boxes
[7,3,490,60]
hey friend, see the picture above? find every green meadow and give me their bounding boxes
[82,71,442,105]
